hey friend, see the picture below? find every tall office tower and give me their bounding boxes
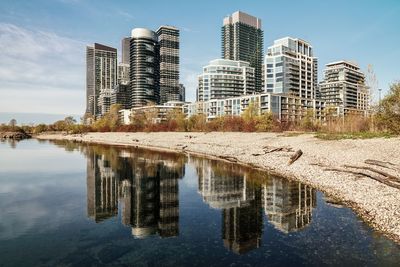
[130,28,160,107]
[197,59,255,102]
[178,83,185,102]
[222,11,264,92]
[156,26,180,104]
[320,61,369,116]
[262,177,316,233]
[121,37,131,65]
[265,37,318,100]
[86,43,117,117]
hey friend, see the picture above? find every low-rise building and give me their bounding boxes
[118,109,132,125]
[119,101,186,125]
[184,92,325,123]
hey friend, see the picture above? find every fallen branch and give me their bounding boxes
[364,159,400,172]
[343,164,400,183]
[288,149,303,165]
[324,167,400,190]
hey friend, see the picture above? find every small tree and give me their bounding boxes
[242,100,259,122]
[376,82,400,134]
[166,109,186,131]
[92,104,122,131]
[255,112,274,132]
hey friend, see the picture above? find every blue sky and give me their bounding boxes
[0,0,399,123]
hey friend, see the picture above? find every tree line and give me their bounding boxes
[2,82,399,136]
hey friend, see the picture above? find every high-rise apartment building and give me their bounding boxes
[86,43,117,117]
[265,37,318,100]
[222,11,264,92]
[197,59,255,102]
[130,28,160,107]
[117,63,130,85]
[111,83,131,109]
[320,61,369,116]
[156,26,180,104]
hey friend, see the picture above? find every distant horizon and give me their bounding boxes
[0,112,81,125]
[0,0,399,115]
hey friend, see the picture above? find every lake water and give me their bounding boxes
[0,139,400,267]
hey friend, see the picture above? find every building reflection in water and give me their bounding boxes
[85,145,184,239]
[87,153,118,222]
[80,142,316,254]
[194,156,316,254]
[262,177,316,233]
[194,157,263,254]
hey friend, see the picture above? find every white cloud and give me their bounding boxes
[0,23,85,114]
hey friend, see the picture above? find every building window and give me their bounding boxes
[146,78,154,85]
[145,44,154,52]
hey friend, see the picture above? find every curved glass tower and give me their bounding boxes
[130,28,160,107]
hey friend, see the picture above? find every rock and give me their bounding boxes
[0,131,31,140]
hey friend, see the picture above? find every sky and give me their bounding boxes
[0,0,399,124]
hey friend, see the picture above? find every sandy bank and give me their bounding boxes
[36,132,400,242]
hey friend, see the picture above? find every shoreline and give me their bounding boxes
[36,132,400,243]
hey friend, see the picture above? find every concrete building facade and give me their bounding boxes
[185,92,325,123]
[86,43,117,117]
[157,26,180,104]
[265,37,318,100]
[320,61,369,116]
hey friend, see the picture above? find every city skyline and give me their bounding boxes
[0,0,399,123]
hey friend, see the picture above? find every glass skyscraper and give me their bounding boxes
[222,11,264,92]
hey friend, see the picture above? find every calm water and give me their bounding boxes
[0,139,400,267]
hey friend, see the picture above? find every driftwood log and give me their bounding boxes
[364,159,400,172]
[324,167,400,190]
[219,155,238,163]
[288,149,303,165]
[343,165,400,183]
